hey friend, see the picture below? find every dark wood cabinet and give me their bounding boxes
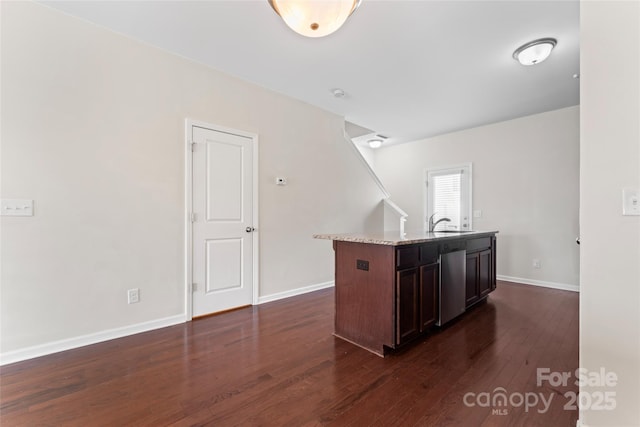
[396,261,439,346]
[465,236,496,309]
[419,263,438,330]
[396,268,420,345]
[330,232,497,356]
[478,249,492,298]
[466,253,480,307]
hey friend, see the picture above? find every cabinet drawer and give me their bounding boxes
[420,244,439,265]
[467,237,491,252]
[396,246,419,269]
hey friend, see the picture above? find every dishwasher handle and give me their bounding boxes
[440,240,466,254]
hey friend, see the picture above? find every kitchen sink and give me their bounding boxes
[433,230,475,233]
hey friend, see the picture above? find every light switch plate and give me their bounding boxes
[622,188,640,216]
[1,199,34,216]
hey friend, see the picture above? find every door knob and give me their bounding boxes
[246,227,255,233]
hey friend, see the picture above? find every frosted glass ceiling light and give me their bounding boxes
[368,139,383,149]
[513,38,557,66]
[268,0,361,38]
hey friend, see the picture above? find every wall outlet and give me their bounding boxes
[622,188,640,215]
[533,259,541,269]
[127,288,140,304]
[356,259,369,271]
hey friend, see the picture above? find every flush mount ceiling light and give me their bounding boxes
[513,38,557,66]
[332,88,346,98]
[368,139,383,149]
[268,0,362,38]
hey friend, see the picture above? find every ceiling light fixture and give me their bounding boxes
[332,88,346,98]
[513,38,557,66]
[268,0,362,38]
[368,139,383,149]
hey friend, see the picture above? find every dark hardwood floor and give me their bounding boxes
[0,281,578,426]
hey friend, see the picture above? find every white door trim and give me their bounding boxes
[423,163,473,233]
[184,119,259,321]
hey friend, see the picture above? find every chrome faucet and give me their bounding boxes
[428,213,451,232]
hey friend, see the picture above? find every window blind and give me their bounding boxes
[432,172,461,230]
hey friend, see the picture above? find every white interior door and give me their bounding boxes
[191,124,255,317]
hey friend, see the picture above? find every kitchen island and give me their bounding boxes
[314,230,498,356]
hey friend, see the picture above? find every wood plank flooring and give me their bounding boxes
[0,281,578,426]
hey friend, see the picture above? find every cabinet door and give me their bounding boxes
[478,249,492,298]
[396,268,420,345]
[420,263,438,330]
[465,252,480,308]
[491,236,497,291]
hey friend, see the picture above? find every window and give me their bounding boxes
[425,164,472,232]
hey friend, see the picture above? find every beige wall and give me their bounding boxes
[580,1,640,425]
[374,106,580,288]
[0,2,385,358]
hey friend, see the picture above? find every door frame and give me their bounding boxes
[184,119,259,321]
[423,163,473,233]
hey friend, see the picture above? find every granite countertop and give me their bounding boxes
[313,230,499,246]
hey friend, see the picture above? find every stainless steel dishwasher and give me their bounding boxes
[437,248,466,326]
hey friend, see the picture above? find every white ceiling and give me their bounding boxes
[42,0,580,145]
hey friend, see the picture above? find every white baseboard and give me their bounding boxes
[497,275,579,292]
[2,281,336,366]
[0,314,186,366]
[257,280,334,304]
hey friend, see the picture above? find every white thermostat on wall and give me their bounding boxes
[622,188,640,216]
[275,177,287,186]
